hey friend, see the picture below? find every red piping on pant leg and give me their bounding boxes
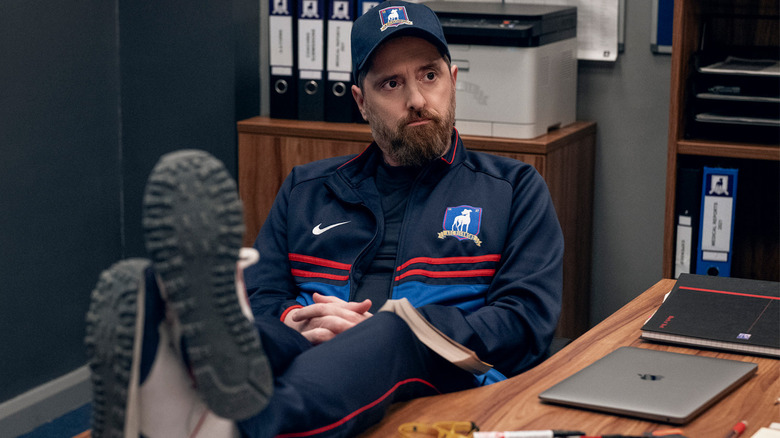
[274,377,440,438]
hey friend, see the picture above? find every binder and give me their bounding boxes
[674,167,702,278]
[356,0,380,17]
[297,0,326,120]
[351,0,379,122]
[325,0,356,123]
[650,0,673,54]
[696,167,738,277]
[269,0,298,119]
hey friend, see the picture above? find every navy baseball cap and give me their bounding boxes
[351,1,450,82]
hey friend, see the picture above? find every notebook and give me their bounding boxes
[538,347,757,424]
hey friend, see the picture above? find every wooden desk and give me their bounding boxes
[237,117,596,339]
[360,279,780,437]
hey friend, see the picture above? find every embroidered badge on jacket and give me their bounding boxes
[379,6,412,31]
[439,205,483,246]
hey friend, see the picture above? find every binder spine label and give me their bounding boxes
[299,0,325,72]
[300,70,322,80]
[272,66,294,76]
[674,215,693,278]
[326,0,353,74]
[700,173,735,256]
[696,167,738,277]
[270,0,294,68]
[702,251,728,262]
[270,16,294,68]
[357,0,380,16]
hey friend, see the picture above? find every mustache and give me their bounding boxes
[400,109,442,127]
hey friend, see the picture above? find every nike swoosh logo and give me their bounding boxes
[312,221,350,235]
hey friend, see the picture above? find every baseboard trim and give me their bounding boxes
[0,365,91,437]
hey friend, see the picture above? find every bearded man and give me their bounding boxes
[87,2,563,437]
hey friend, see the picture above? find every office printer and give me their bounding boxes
[425,2,577,139]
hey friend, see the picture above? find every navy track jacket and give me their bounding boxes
[246,130,563,377]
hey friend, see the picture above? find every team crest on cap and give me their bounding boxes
[439,205,483,246]
[379,6,413,31]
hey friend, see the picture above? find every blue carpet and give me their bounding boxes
[17,403,91,438]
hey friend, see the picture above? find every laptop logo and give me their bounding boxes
[638,373,664,381]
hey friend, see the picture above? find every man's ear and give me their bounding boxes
[450,63,458,84]
[351,84,368,121]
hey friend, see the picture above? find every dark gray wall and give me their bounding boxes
[118,1,258,257]
[1,0,121,403]
[577,1,670,325]
[0,0,259,403]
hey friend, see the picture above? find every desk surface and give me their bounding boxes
[360,279,780,437]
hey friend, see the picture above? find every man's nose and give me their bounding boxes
[406,82,426,111]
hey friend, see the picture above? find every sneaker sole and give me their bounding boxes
[142,149,271,420]
[85,258,151,438]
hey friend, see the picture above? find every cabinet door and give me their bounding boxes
[485,151,545,178]
[239,134,366,245]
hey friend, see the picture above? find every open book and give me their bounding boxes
[379,298,492,374]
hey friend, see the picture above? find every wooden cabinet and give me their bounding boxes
[238,117,596,339]
[662,0,779,280]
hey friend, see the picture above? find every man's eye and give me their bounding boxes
[425,72,436,80]
[386,80,398,89]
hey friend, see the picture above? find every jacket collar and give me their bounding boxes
[326,128,466,203]
[336,128,465,185]
[439,128,463,166]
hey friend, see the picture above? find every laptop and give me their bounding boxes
[538,347,757,424]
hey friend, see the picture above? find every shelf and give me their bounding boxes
[237,117,595,155]
[696,93,780,104]
[677,140,780,161]
[662,0,780,281]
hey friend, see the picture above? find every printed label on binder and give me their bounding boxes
[700,173,734,259]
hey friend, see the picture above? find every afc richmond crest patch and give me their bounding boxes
[379,6,412,31]
[439,205,483,246]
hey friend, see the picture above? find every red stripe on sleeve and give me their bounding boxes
[291,269,349,281]
[279,305,303,323]
[289,253,351,271]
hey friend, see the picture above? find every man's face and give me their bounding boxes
[352,36,458,167]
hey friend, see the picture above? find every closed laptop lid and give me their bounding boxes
[538,347,757,424]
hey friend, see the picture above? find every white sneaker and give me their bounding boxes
[86,150,273,437]
[142,150,272,420]
[86,258,239,438]
[139,315,239,438]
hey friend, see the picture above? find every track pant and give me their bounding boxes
[237,312,478,437]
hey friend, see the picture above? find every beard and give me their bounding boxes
[364,87,456,167]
